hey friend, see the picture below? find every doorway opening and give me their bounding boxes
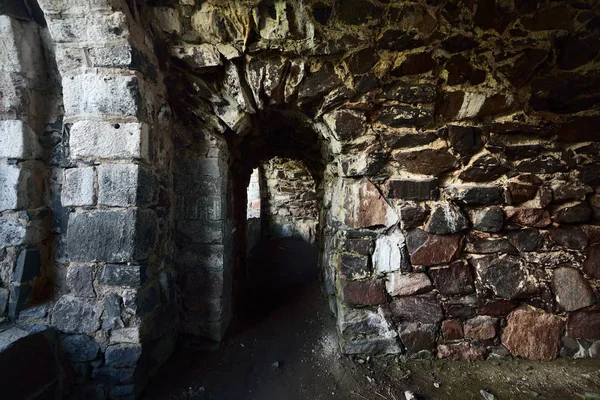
[242,157,321,325]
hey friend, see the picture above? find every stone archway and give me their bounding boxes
[2,0,600,398]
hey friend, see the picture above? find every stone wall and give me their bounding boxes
[1,0,600,398]
[146,0,600,362]
[20,0,177,397]
[261,157,319,243]
[173,137,234,342]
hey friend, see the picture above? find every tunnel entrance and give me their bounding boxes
[228,111,328,334]
[240,156,321,328]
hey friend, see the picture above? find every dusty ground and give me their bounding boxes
[143,238,600,400]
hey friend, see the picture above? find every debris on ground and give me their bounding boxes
[481,390,497,400]
[404,391,416,400]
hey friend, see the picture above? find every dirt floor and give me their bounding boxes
[143,238,600,400]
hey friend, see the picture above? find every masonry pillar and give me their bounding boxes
[37,0,175,397]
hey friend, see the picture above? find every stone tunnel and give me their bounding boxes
[0,0,599,398]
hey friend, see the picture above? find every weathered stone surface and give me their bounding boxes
[62,167,95,207]
[406,229,463,266]
[104,344,142,368]
[398,323,437,354]
[470,206,504,233]
[344,238,374,256]
[550,227,588,250]
[558,116,600,142]
[515,155,568,174]
[386,4,437,34]
[381,82,437,103]
[0,163,45,212]
[464,316,498,340]
[377,29,424,51]
[66,265,95,298]
[67,210,156,262]
[341,279,386,306]
[61,334,100,362]
[590,195,600,221]
[176,220,223,245]
[381,131,438,149]
[339,253,370,280]
[70,121,148,161]
[170,44,221,68]
[507,181,539,204]
[429,261,475,296]
[393,52,438,76]
[392,148,458,176]
[398,204,426,230]
[323,110,366,141]
[442,34,479,53]
[51,295,101,333]
[445,54,486,86]
[377,104,434,128]
[552,202,592,224]
[447,125,482,156]
[520,5,575,31]
[338,306,393,335]
[341,337,402,355]
[552,267,595,312]
[437,343,486,360]
[63,74,140,117]
[297,62,341,103]
[98,164,157,207]
[505,208,551,228]
[582,225,600,244]
[584,244,600,279]
[556,35,600,71]
[336,0,381,25]
[470,255,536,300]
[0,120,42,160]
[386,272,432,297]
[0,288,8,317]
[0,218,26,248]
[478,300,518,317]
[386,179,438,201]
[467,237,517,254]
[442,320,463,341]
[373,230,409,275]
[424,202,469,235]
[100,264,147,287]
[390,295,444,324]
[499,48,548,89]
[551,183,593,203]
[579,164,600,186]
[445,186,503,206]
[459,154,509,182]
[502,309,563,361]
[567,311,600,340]
[507,229,544,252]
[340,178,398,229]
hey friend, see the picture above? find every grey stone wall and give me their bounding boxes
[1,0,600,398]
[173,140,234,342]
[261,157,319,243]
[0,3,60,323]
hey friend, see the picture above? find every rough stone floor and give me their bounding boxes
[143,238,600,400]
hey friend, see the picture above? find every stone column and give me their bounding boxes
[173,139,233,343]
[0,8,51,321]
[37,0,175,397]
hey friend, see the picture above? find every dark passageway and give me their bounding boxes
[143,238,345,400]
[240,237,319,327]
